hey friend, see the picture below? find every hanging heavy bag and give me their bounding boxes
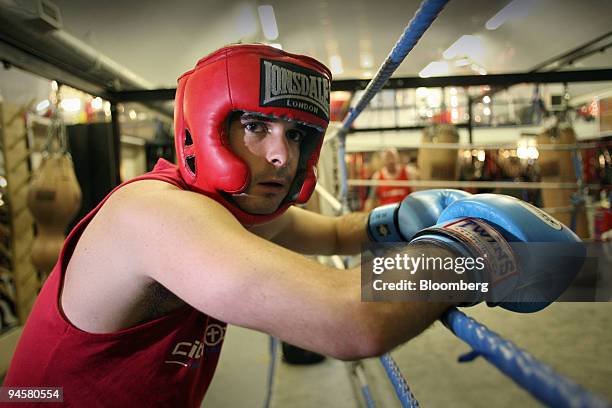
[27,98,81,278]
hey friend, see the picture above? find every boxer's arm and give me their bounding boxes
[266,206,368,255]
[114,189,451,360]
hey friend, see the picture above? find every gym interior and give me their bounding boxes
[0,1,611,407]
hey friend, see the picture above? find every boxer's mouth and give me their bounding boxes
[257,179,287,192]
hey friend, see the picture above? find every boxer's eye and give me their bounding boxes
[286,129,305,143]
[243,121,267,134]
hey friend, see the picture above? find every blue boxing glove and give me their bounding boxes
[412,194,585,313]
[368,189,471,242]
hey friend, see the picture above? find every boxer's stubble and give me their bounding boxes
[227,114,301,215]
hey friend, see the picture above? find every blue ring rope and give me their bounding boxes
[441,308,611,408]
[263,336,278,408]
[340,0,449,131]
[380,353,421,407]
[353,362,378,408]
[337,0,450,204]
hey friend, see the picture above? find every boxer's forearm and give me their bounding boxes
[333,211,370,255]
[345,243,459,358]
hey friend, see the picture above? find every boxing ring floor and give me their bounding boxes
[202,302,612,408]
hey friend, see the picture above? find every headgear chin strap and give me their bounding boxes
[175,44,332,225]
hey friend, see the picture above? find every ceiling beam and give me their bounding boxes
[107,69,612,102]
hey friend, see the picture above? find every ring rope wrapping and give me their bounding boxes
[352,361,378,408]
[263,336,279,408]
[380,354,421,408]
[441,308,611,408]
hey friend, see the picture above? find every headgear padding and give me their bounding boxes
[175,44,331,225]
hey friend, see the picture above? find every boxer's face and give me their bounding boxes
[228,112,303,214]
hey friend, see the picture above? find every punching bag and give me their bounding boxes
[537,124,589,238]
[418,124,459,183]
[27,101,82,279]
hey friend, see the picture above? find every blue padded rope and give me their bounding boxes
[340,0,449,132]
[337,0,450,205]
[361,385,377,408]
[353,362,378,408]
[263,336,278,408]
[380,354,420,408]
[570,146,586,232]
[441,308,611,408]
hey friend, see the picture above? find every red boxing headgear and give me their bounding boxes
[175,44,332,225]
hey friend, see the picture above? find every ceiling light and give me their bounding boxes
[91,97,103,110]
[451,109,459,122]
[419,61,450,78]
[443,35,483,60]
[258,5,279,40]
[236,4,258,39]
[486,0,535,30]
[454,58,470,67]
[36,99,50,112]
[329,55,343,75]
[60,98,81,112]
[360,53,373,69]
[416,87,429,98]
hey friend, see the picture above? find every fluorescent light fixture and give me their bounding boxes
[451,108,459,122]
[517,139,539,160]
[454,58,470,67]
[416,87,429,98]
[236,4,258,39]
[258,5,279,40]
[360,53,373,69]
[329,55,343,75]
[91,97,103,110]
[469,63,487,75]
[60,98,81,112]
[419,61,450,78]
[486,0,535,30]
[36,99,50,112]
[443,35,483,60]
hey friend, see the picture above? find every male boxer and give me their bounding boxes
[364,148,415,211]
[3,45,582,407]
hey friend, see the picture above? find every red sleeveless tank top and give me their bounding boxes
[375,166,412,205]
[3,159,226,407]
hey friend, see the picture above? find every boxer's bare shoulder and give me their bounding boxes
[61,179,200,334]
[60,178,364,359]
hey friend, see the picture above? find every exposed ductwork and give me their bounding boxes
[0,0,174,118]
